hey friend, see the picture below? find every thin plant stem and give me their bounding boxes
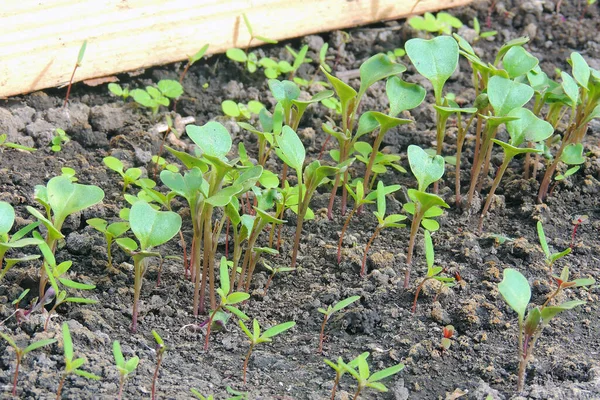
[131,258,144,333]
[330,373,341,400]
[12,355,21,396]
[404,212,424,288]
[318,316,329,354]
[361,226,382,277]
[352,386,363,400]
[204,305,221,350]
[242,344,255,384]
[179,230,188,279]
[118,375,124,400]
[151,353,163,400]
[478,157,511,233]
[412,277,432,313]
[56,374,67,400]
[337,206,358,263]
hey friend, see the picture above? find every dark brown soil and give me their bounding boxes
[1,1,600,399]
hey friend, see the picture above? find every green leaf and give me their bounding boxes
[494,36,530,66]
[186,122,232,159]
[405,36,458,103]
[222,100,240,117]
[73,369,101,380]
[487,76,534,116]
[225,305,249,320]
[26,206,63,240]
[276,126,305,171]
[386,76,426,116]
[47,176,105,228]
[424,230,434,268]
[107,222,129,238]
[536,221,550,258]
[24,338,56,354]
[407,145,445,192]
[421,218,440,231]
[160,167,204,203]
[506,108,554,145]
[116,237,138,252]
[219,256,230,295]
[561,72,579,106]
[86,218,107,233]
[367,382,388,392]
[124,357,139,373]
[570,52,590,89]
[498,268,531,320]
[189,44,209,64]
[332,295,361,313]
[502,46,538,78]
[524,306,541,335]
[62,322,73,361]
[227,48,247,62]
[268,79,300,103]
[58,278,95,290]
[560,143,585,165]
[261,321,296,339]
[113,340,125,367]
[239,320,252,338]
[358,53,406,99]
[226,292,250,305]
[0,201,15,235]
[541,300,585,324]
[369,363,405,382]
[129,201,181,250]
[157,80,183,98]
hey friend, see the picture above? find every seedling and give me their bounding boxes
[130,79,183,116]
[222,99,265,119]
[537,221,571,268]
[151,155,180,174]
[403,145,448,288]
[0,201,42,282]
[177,44,209,90]
[472,17,497,42]
[113,340,140,400]
[27,175,104,297]
[343,352,405,399]
[63,40,87,108]
[150,330,166,400]
[103,156,144,193]
[108,83,130,100]
[498,268,593,392]
[570,215,588,249]
[204,257,250,350]
[50,128,70,152]
[0,332,56,396]
[324,352,369,400]
[336,180,374,264]
[56,322,101,399]
[408,12,463,35]
[352,141,406,190]
[412,230,455,313]
[441,324,455,351]
[361,181,406,276]
[317,295,360,353]
[239,319,295,383]
[0,133,36,152]
[261,260,293,295]
[190,390,214,400]
[116,201,181,332]
[87,218,129,270]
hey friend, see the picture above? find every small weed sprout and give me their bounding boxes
[441,325,455,351]
[239,319,296,383]
[262,260,293,296]
[63,40,87,108]
[222,99,265,119]
[113,340,139,400]
[50,128,70,152]
[343,352,405,399]
[151,330,166,400]
[412,230,455,313]
[570,215,588,248]
[498,268,594,392]
[56,322,101,399]
[0,332,56,396]
[87,218,130,271]
[103,156,144,193]
[130,79,183,116]
[317,295,360,353]
[108,83,130,100]
[472,17,497,42]
[537,220,571,268]
[324,352,369,400]
[178,44,209,85]
[190,390,214,400]
[408,12,463,35]
[0,133,36,152]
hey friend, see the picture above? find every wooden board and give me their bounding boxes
[0,0,473,98]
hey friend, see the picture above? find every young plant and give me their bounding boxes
[113,340,140,400]
[204,257,250,350]
[63,40,87,108]
[440,324,455,351]
[27,174,104,297]
[130,79,184,116]
[222,99,265,119]
[317,295,360,353]
[261,260,293,296]
[87,218,130,271]
[352,141,406,191]
[56,322,101,399]
[324,352,369,400]
[408,12,463,35]
[336,180,374,264]
[403,145,448,288]
[537,220,571,269]
[50,128,70,152]
[0,201,42,282]
[103,156,144,193]
[498,268,593,392]
[0,332,56,396]
[570,214,588,249]
[226,13,278,76]
[151,330,166,400]
[238,319,296,383]
[0,133,36,152]
[108,83,130,100]
[190,390,214,400]
[116,200,181,332]
[343,352,405,399]
[361,181,406,276]
[177,44,209,87]
[472,16,497,42]
[412,230,455,313]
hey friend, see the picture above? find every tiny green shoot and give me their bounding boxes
[64,39,87,108]
[50,128,70,152]
[151,330,166,400]
[113,340,140,400]
[317,295,360,353]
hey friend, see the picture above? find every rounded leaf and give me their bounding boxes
[129,201,182,250]
[498,268,531,320]
[407,145,445,192]
[186,122,232,159]
[0,201,15,236]
[488,76,534,116]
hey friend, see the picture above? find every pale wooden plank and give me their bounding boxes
[0,0,473,97]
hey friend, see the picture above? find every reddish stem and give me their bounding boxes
[151,354,163,400]
[318,315,328,354]
[242,345,254,384]
[337,207,357,264]
[361,226,381,277]
[12,357,21,396]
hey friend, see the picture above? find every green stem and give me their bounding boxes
[337,206,358,264]
[318,315,329,354]
[478,156,511,233]
[361,225,382,277]
[204,304,222,350]
[412,277,433,313]
[405,210,424,288]
[131,258,145,333]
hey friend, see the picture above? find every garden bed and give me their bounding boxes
[1,0,600,399]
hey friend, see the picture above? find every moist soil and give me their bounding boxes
[1,1,600,399]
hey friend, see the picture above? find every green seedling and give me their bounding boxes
[261,260,293,296]
[0,133,36,152]
[352,141,406,190]
[0,201,42,282]
[403,145,448,288]
[412,230,455,313]
[108,83,130,100]
[151,330,166,400]
[472,17,497,42]
[498,268,593,392]
[336,180,374,264]
[276,125,341,268]
[0,332,56,396]
[324,352,369,400]
[239,319,295,383]
[87,218,130,270]
[191,390,214,400]
[385,48,406,63]
[343,352,405,399]
[361,181,406,276]
[56,322,101,399]
[222,99,265,119]
[178,44,209,86]
[27,175,104,297]
[478,107,553,232]
[205,257,250,351]
[116,201,181,332]
[130,79,183,116]
[113,340,140,400]
[50,128,70,152]
[406,35,458,193]
[226,13,278,76]
[151,155,179,174]
[191,386,248,400]
[317,295,360,353]
[322,53,405,218]
[537,220,571,268]
[408,12,463,35]
[103,156,144,193]
[64,40,87,108]
[441,324,455,351]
